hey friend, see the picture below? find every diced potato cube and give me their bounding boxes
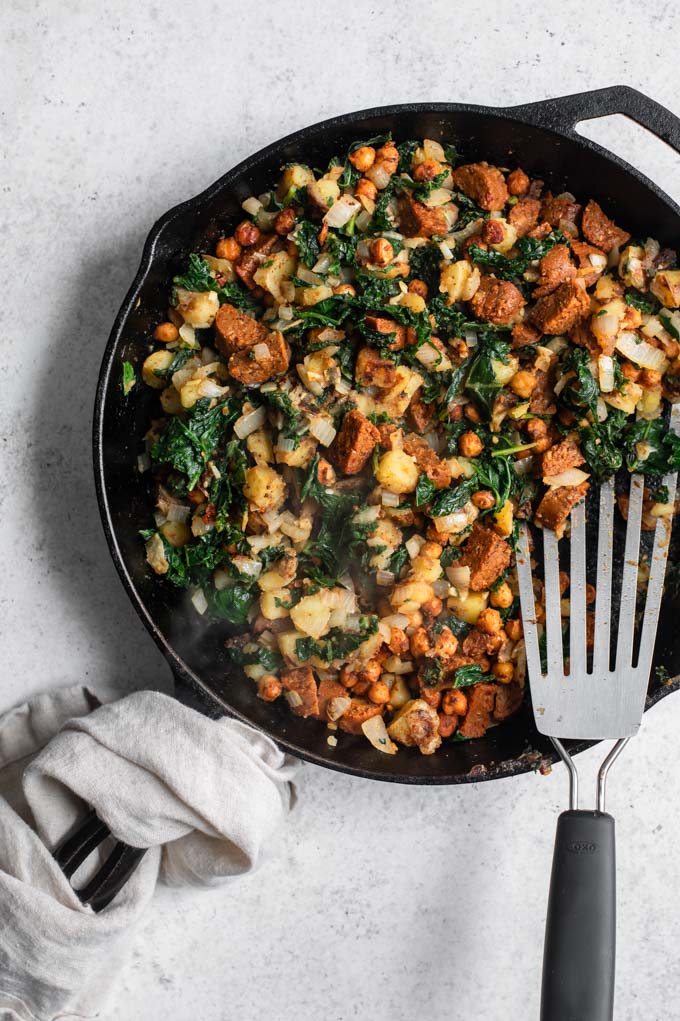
[650,269,680,308]
[247,430,274,464]
[243,465,286,513]
[260,588,291,621]
[277,164,315,200]
[375,450,419,494]
[159,520,191,548]
[253,251,296,303]
[439,261,481,303]
[290,594,332,639]
[175,288,220,328]
[494,500,513,538]
[275,435,317,468]
[447,590,489,624]
[389,579,434,613]
[142,350,175,389]
[307,179,340,211]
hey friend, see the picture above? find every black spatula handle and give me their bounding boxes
[541,810,616,1021]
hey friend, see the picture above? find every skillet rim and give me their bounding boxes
[93,96,680,785]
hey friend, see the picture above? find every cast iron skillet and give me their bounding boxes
[61,86,680,906]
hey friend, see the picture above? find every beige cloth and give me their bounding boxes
[0,686,297,1021]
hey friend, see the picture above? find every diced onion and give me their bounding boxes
[589,253,608,268]
[295,264,323,286]
[234,404,267,439]
[166,503,190,523]
[354,506,381,525]
[285,690,303,708]
[356,209,373,232]
[191,516,214,537]
[190,588,208,615]
[380,613,410,630]
[323,194,361,228]
[424,188,453,208]
[594,313,620,339]
[446,563,471,596]
[327,735,338,748]
[242,196,262,216]
[252,343,270,363]
[361,715,397,755]
[309,417,337,446]
[406,535,425,559]
[137,453,150,473]
[334,377,352,395]
[231,556,262,578]
[433,579,450,598]
[381,490,400,508]
[615,332,669,372]
[598,355,615,393]
[276,435,299,453]
[543,468,591,488]
[415,344,443,369]
[312,253,333,274]
[213,569,231,591]
[366,163,391,190]
[433,511,469,533]
[327,697,352,721]
[178,322,198,349]
[553,371,574,397]
[438,241,454,260]
[383,657,413,675]
[376,569,396,587]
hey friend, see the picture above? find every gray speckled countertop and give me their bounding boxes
[2,3,680,1018]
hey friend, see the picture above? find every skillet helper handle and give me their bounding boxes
[512,85,680,154]
[541,810,616,1021]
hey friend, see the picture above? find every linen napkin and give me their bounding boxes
[0,685,297,1021]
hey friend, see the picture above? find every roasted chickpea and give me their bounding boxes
[585,583,596,605]
[333,283,357,296]
[355,177,378,201]
[640,369,662,388]
[389,626,410,657]
[349,145,376,172]
[505,618,523,641]
[448,405,464,423]
[471,490,495,510]
[370,238,394,267]
[153,321,179,344]
[490,582,514,609]
[510,370,538,398]
[353,679,370,696]
[359,659,383,685]
[216,236,241,261]
[257,675,282,701]
[421,596,444,620]
[452,339,469,360]
[340,666,359,689]
[274,208,296,236]
[477,607,503,635]
[316,457,336,486]
[368,680,391,705]
[442,689,468,716]
[410,627,432,659]
[464,403,482,424]
[438,713,458,738]
[507,168,530,195]
[413,158,442,182]
[534,603,545,623]
[482,219,505,246]
[408,279,428,298]
[375,143,399,175]
[559,571,570,595]
[432,627,459,660]
[235,220,261,247]
[492,662,514,683]
[405,609,423,631]
[458,431,483,457]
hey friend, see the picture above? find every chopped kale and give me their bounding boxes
[464,333,512,420]
[227,644,283,673]
[295,220,321,269]
[122,361,136,395]
[295,616,379,662]
[468,231,566,281]
[624,289,658,315]
[415,473,436,507]
[429,479,475,517]
[452,664,492,687]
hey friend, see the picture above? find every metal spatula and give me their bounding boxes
[516,404,680,1021]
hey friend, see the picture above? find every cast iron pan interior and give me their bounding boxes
[95,87,680,784]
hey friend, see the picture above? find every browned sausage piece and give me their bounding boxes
[337,698,384,734]
[533,245,576,297]
[451,162,509,211]
[511,321,542,348]
[403,434,451,489]
[227,331,290,385]
[528,368,557,415]
[530,281,590,335]
[570,240,608,287]
[493,682,524,721]
[508,196,541,238]
[458,683,497,738]
[462,628,503,659]
[407,387,435,432]
[364,315,407,351]
[281,666,319,718]
[535,482,589,531]
[540,193,582,227]
[355,346,397,388]
[333,409,380,475]
[581,200,631,253]
[214,302,270,355]
[470,275,526,326]
[507,168,530,196]
[459,523,512,591]
[541,438,585,478]
[235,234,279,289]
[397,192,449,238]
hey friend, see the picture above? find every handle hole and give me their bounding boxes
[575,114,680,206]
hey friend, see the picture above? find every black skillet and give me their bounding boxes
[58,86,680,907]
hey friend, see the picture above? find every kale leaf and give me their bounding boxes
[464,333,512,420]
[429,479,475,517]
[295,616,379,663]
[122,361,136,395]
[295,220,321,268]
[452,664,492,687]
[415,473,436,507]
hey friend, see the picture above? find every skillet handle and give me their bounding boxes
[511,85,680,155]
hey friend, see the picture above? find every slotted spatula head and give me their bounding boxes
[516,405,680,741]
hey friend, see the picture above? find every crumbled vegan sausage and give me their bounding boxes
[535,482,589,532]
[235,234,279,289]
[508,196,541,238]
[397,192,449,238]
[355,346,397,388]
[541,438,585,477]
[533,245,576,297]
[215,302,269,355]
[451,162,509,211]
[581,200,631,253]
[540,193,582,227]
[281,666,319,718]
[459,524,512,591]
[470,275,526,326]
[530,281,590,335]
[458,683,497,738]
[333,409,380,475]
[227,331,290,384]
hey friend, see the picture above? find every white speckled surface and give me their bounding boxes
[3,3,680,1018]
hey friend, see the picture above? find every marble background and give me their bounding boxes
[2,1,680,1018]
